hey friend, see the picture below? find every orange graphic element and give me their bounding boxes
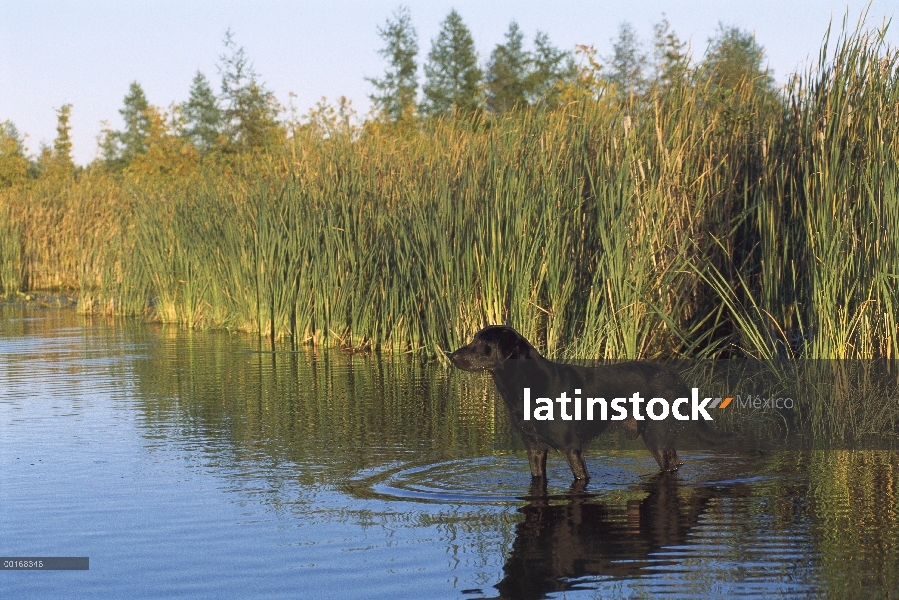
[718,397,733,409]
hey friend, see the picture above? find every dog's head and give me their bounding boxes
[447,326,541,371]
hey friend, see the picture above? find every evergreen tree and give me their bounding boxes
[101,82,152,168]
[0,121,25,156]
[51,104,75,173]
[367,6,419,122]
[420,9,483,117]
[703,24,774,92]
[651,16,690,90]
[182,71,224,153]
[607,22,647,100]
[485,21,529,113]
[119,82,152,161]
[126,103,195,176]
[0,121,30,187]
[98,123,119,169]
[526,31,577,106]
[218,29,282,151]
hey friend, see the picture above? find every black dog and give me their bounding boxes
[448,325,729,480]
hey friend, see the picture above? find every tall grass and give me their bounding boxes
[112,102,736,358]
[0,202,23,295]
[1,18,897,369]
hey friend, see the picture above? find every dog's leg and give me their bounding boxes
[568,478,588,496]
[622,416,641,440]
[527,477,549,502]
[662,448,683,472]
[561,448,589,481]
[641,423,683,472]
[526,447,548,478]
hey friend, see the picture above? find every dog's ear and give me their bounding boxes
[495,328,540,360]
[512,338,541,360]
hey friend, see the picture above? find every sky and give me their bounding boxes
[1,1,896,165]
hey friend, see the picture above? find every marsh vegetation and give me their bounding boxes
[1,12,897,370]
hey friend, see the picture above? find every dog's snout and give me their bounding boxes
[447,343,488,372]
[446,346,464,364]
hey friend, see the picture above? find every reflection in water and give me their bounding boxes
[2,306,898,599]
[491,475,745,600]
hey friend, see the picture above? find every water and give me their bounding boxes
[2,305,897,599]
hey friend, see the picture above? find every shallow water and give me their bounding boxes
[2,306,897,599]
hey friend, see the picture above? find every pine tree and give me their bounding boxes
[526,31,577,106]
[126,104,196,176]
[182,71,224,153]
[118,82,152,161]
[101,82,151,168]
[420,9,483,117]
[218,29,282,151]
[703,24,773,92]
[367,6,419,122]
[0,121,30,187]
[485,21,529,113]
[651,16,690,90]
[98,123,119,169]
[51,104,75,173]
[607,22,647,100]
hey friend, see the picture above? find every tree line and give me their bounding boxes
[0,6,774,184]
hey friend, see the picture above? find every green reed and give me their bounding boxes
[0,203,23,295]
[678,14,899,437]
[2,17,897,376]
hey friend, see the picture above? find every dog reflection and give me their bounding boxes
[488,474,737,600]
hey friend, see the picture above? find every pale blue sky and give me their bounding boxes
[1,1,895,165]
